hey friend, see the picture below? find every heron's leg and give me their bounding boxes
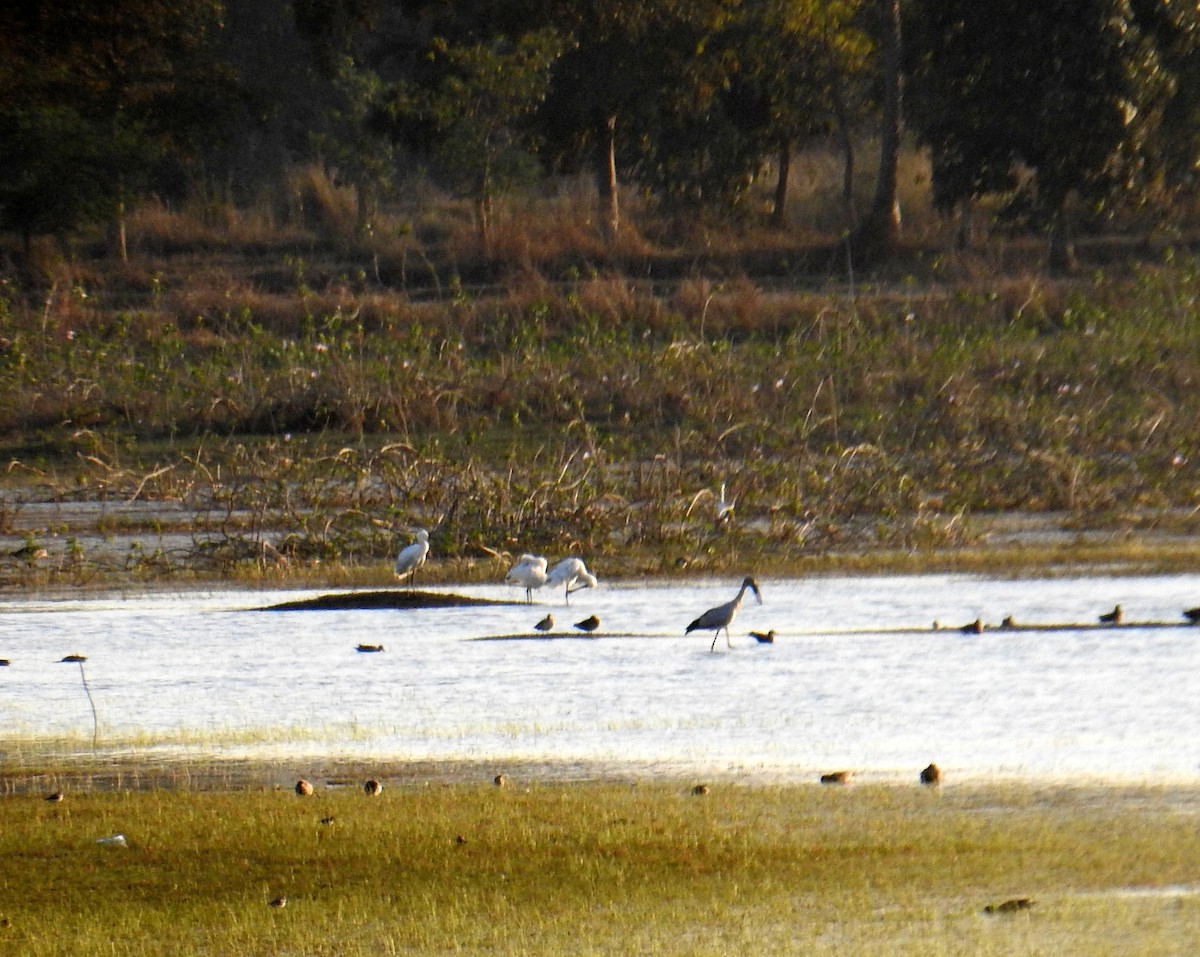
[710,632,719,652]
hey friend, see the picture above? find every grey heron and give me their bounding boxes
[686,577,762,651]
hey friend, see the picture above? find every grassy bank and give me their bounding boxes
[2,774,1198,956]
[5,182,1200,590]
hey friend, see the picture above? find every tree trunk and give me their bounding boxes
[831,73,856,229]
[853,0,903,258]
[109,199,128,264]
[771,139,791,227]
[596,114,619,240]
[1047,206,1077,274]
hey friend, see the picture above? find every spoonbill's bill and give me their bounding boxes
[394,529,429,587]
[685,577,762,651]
[545,557,598,604]
[505,554,548,602]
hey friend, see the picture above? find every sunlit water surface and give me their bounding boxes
[2,574,1199,784]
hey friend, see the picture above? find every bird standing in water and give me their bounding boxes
[686,577,763,651]
[505,554,548,602]
[534,613,554,633]
[545,557,598,605]
[394,529,430,587]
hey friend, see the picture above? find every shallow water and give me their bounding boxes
[2,573,1199,784]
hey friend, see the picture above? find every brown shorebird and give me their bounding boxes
[356,644,384,653]
[268,896,287,909]
[1184,607,1200,624]
[44,791,64,803]
[0,659,9,666]
[692,784,710,796]
[820,771,853,785]
[919,763,942,786]
[319,816,336,826]
[960,619,983,635]
[534,613,554,633]
[295,779,314,797]
[493,773,508,788]
[686,577,763,651]
[1000,615,1016,629]
[363,779,383,796]
[750,630,776,644]
[574,615,600,634]
[60,654,87,663]
[1099,604,1123,625]
[983,898,1034,914]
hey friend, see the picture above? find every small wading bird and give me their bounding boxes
[394,529,430,587]
[1185,607,1200,624]
[749,630,775,644]
[356,644,384,653]
[545,557,598,605]
[534,613,554,633]
[505,554,548,602]
[295,779,314,797]
[363,779,383,796]
[574,614,600,634]
[686,577,763,651]
[1099,604,1123,625]
[919,763,942,786]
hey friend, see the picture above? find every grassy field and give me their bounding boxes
[2,770,1198,956]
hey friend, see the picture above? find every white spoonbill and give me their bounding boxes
[545,557,598,605]
[394,529,430,587]
[686,577,762,651]
[505,554,548,602]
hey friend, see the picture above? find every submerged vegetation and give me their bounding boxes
[1,774,1199,957]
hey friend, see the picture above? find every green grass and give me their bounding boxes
[2,776,1199,955]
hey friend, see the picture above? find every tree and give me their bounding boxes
[377,29,566,254]
[722,0,871,226]
[535,0,733,239]
[0,0,236,259]
[853,0,903,259]
[907,0,1188,270]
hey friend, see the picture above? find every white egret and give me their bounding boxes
[505,554,548,602]
[715,482,735,523]
[685,576,762,651]
[545,557,598,605]
[394,529,430,587]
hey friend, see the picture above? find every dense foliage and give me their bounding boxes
[3,0,1200,257]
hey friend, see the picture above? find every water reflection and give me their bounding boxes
[1,573,1199,783]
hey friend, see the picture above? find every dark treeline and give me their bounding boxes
[2,0,1199,267]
